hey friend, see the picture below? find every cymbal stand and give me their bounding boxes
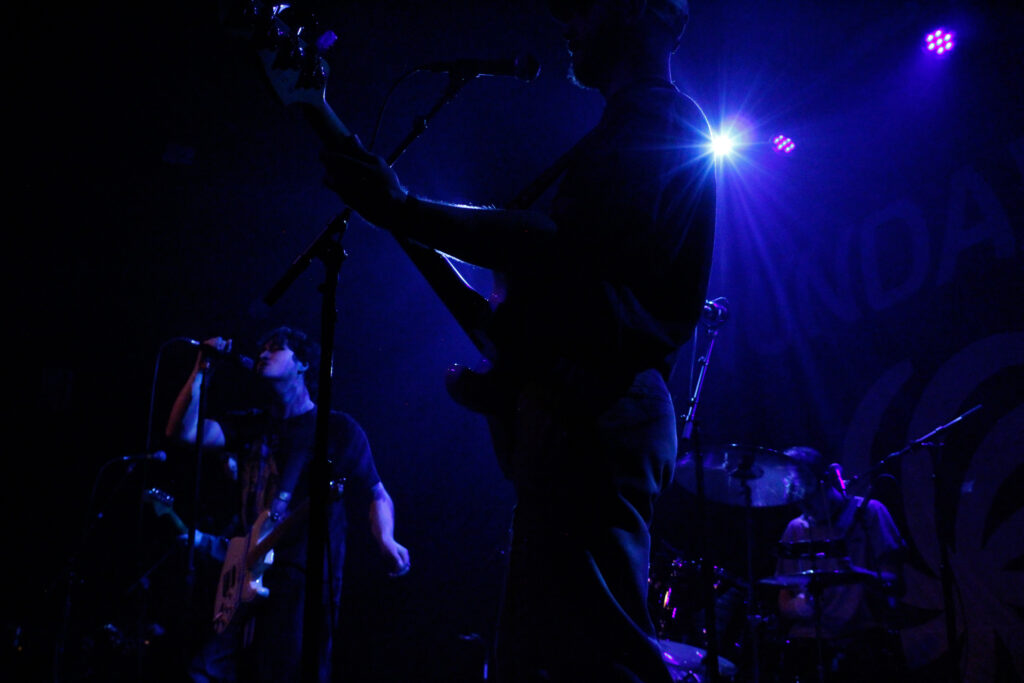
[808,576,827,683]
[678,299,728,682]
[732,457,763,683]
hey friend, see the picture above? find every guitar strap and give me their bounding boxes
[273,409,318,516]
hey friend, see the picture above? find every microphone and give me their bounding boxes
[120,451,167,463]
[184,338,255,370]
[828,462,848,496]
[421,54,541,81]
[702,297,730,326]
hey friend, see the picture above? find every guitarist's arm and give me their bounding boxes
[321,139,558,272]
[181,529,230,562]
[368,483,411,577]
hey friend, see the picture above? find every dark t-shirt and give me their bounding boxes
[492,78,716,391]
[217,408,380,586]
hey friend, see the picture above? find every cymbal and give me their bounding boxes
[660,639,737,677]
[775,538,849,560]
[673,444,817,508]
[758,566,897,589]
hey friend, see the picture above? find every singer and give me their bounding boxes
[321,1,714,681]
[165,326,410,683]
[773,446,908,683]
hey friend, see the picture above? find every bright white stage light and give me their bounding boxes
[710,133,736,157]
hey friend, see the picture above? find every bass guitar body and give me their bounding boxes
[212,510,275,635]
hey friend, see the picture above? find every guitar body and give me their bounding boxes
[212,511,276,635]
[208,486,333,634]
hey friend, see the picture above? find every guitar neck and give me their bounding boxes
[299,98,495,359]
[165,510,189,536]
[252,16,496,360]
[144,489,189,536]
[299,95,353,150]
[246,498,311,568]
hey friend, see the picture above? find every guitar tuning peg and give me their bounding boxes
[313,30,338,53]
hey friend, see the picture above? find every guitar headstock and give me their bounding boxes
[143,487,174,516]
[226,1,338,110]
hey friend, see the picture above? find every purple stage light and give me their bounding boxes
[924,28,955,56]
[772,134,795,154]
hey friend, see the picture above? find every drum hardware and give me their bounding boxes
[773,538,847,561]
[649,556,745,652]
[674,445,817,509]
[674,297,730,682]
[673,444,816,683]
[660,639,737,682]
[760,547,899,682]
[759,566,897,590]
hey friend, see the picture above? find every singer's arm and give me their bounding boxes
[165,345,226,448]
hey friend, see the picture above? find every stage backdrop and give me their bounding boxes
[12,1,1022,681]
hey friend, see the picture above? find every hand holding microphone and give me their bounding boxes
[188,337,254,371]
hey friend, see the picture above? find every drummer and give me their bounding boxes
[773,446,906,682]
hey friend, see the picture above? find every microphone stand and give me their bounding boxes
[53,455,144,681]
[677,305,726,682]
[264,73,475,682]
[850,404,981,683]
[184,360,215,618]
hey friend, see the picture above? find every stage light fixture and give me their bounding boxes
[925,28,955,56]
[710,133,736,158]
[771,134,795,154]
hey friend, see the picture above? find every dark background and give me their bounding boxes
[10,0,1023,681]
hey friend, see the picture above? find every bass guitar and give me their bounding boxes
[212,479,344,634]
[143,487,189,537]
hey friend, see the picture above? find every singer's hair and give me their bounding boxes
[257,326,321,398]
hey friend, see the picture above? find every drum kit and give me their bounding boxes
[650,444,888,683]
[654,303,978,682]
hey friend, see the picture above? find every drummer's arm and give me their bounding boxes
[869,500,908,596]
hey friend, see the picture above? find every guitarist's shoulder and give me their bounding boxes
[326,410,372,455]
[327,409,368,436]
